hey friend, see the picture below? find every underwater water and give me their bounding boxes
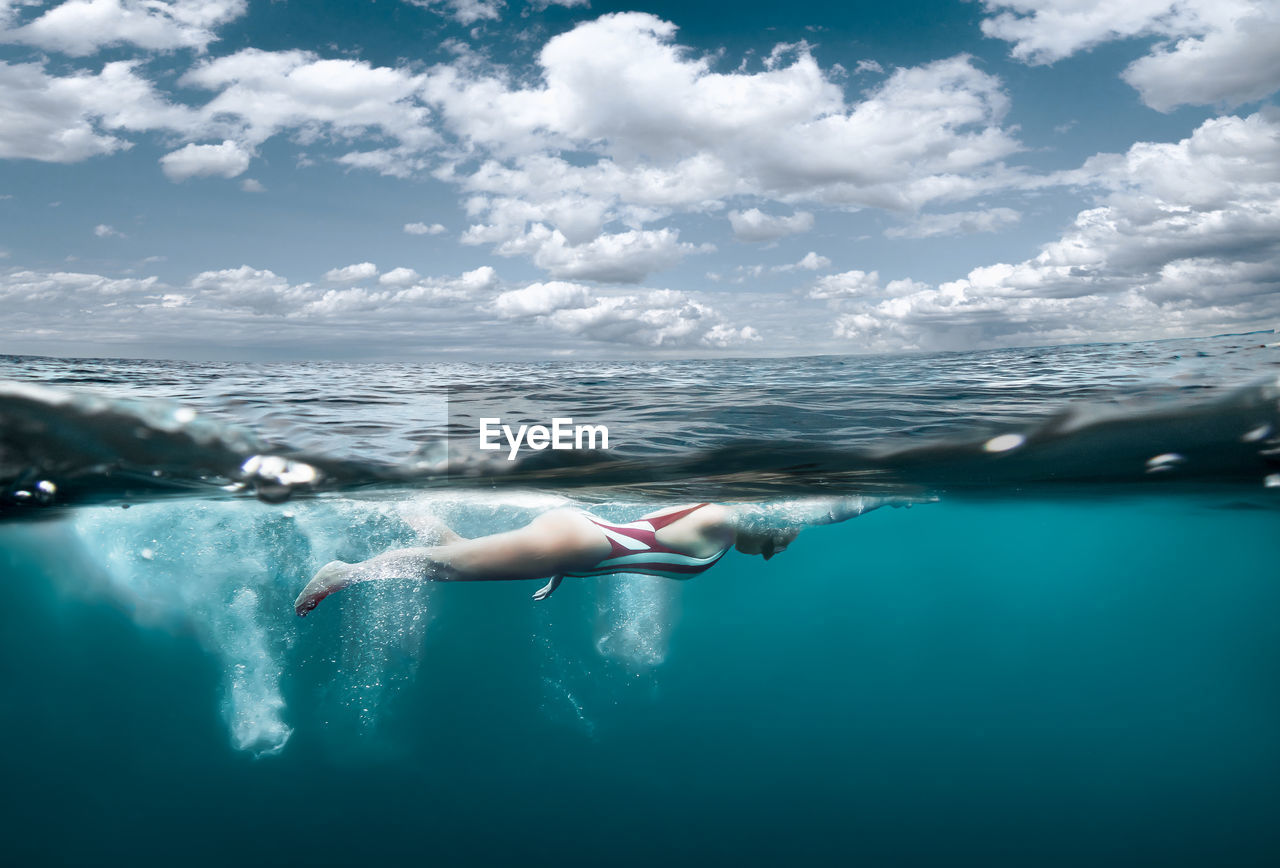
[1,333,1279,866]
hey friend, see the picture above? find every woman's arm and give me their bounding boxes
[749,494,930,529]
[805,495,882,526]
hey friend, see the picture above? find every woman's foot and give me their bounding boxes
[295,561,353,617]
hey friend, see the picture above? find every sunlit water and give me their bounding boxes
[1,333,1278,865]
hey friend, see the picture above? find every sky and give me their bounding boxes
[0,0,1277,360]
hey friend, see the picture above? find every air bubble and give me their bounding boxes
[32,480,57,505]
[1145,453,1185,473]
[983,433,1025,453]
[239,454,320,503]
[241,454,318,485]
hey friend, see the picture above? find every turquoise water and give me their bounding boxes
[2,494,1277,865]
[2,337,1279,864]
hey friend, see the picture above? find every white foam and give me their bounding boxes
[69,501,298,757]
[595,574,680,667]
[224,588,293,756]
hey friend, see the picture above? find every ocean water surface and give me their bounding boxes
[2,333,1278,866]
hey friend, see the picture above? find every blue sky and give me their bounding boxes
[1,0,1277,360]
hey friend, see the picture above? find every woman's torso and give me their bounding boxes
[564,503,730,580]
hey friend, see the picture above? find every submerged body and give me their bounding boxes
[564,503,731,579]
[295,497,896,616]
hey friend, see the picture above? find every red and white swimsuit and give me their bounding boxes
[565,503,728,580]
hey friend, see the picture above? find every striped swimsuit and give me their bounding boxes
[565,503,728,580]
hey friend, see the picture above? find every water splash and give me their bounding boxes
[290,498,438,730]
[68,501,302,757]
[595,575,682,667]
[536,626,598,738]
[540,673,596,738]
[223,588,292,756]
[332,580,433,730]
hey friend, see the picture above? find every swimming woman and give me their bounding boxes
[294,496,907,616]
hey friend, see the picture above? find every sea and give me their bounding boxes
[1,331,1278,866]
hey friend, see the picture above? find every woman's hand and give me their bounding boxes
[532,574,563,601]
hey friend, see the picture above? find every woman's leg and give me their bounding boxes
[294,509,607,616]
[399,509,464,544]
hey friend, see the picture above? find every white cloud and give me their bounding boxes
[159,140,250,181]
[701,322,761,348]
[422,13,1022,275]
[0,59,197,162]
[0,12,1026,288]
[1122,8,1280,111]
[493,280,592,318]
[728,208,814,242]
[379,267,420,287]
[180,48,435,150]
[748,252,832,277]
[425,23,1017,207]
[0,263,507,356]
[240,178,265,193]
[0,0,246,56]
[0,43,432,184]
[0,268,159,310]
[492,225,708,283]
[713,251,833,283]
[454,265,499,292]
[176,263,492,317]
[404,221,446,235]
[93,223,123,238]
[981,0,1280,111]
[492,280,760,347]
[885,207,1021,239]
[403,0,503,26]
[808,269,882,299]
[825,111,1280,351]
[790,251,830,271]
[189,265,313,315]
[980,0,1190,63]
[323,262,379,283]
[303,266,497,314]
[543,289,760,348]
[336,147,432,179]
